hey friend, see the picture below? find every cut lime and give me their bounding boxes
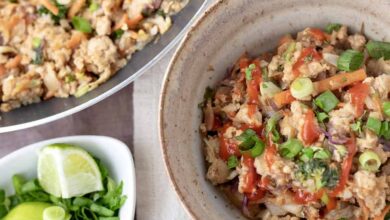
[43,206,69,220]
[38,144,103,198]
[4,202,52,220]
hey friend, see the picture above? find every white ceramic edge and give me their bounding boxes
[0,0,209,134]
[0,135,136,220]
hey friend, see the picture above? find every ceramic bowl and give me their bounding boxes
[0,136,135,219]
[159,0,390,219]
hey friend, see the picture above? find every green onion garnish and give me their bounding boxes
[316,112,329,123]
[245,64,256,81]
[279,139,303,159]
[32,37,42,49]
[337,49,364,71]
[383,101,390,117]
[366,117,382,135]
[313,149,331,160]
[325,23,341,34]
[227,155,239,169]
[380,121,390,140]
[283,42,296,62]
[359,150,381,172]
[71,16,92,33]
[290,77,314,99]
[299,148,314,162]
[366,40,390,60]
[248,140,265,158]
[236,129,265,158]
[260,81,281,98]
[112,29,124,40]
[89,1,99,12]
[314,90,339,112]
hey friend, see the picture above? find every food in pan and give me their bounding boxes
[0,0,188,112]
[200,24,390,219]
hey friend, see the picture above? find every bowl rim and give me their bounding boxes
[0,135,136,219]
[0,0,208,134]
[158,0,224,219]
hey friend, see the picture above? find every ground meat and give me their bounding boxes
[233,104,262,127]
[254,153,295,187]
[328,103,355,139]
[363,74,390,100]
[357,129,378,151]
[367,58,390,75]
[95,16,111,36]
[204,137,231,185]
[347,34,366,51]
[352,170,388,218]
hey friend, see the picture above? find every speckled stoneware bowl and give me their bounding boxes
[159,0,390,219]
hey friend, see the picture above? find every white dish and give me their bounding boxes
[0,135,135,219]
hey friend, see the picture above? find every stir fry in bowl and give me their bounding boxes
[0,0,188,112]
[200,24,390,219]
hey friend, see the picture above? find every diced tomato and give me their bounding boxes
[247,104,257,118]
[308,28,328,42]
[292,47,322,77]
[239,57,250,70]
[218,124,241,161]
[329,138,357,197]
[302,109,320,145]
[247,61,262,105]
[241,155,257,193]
[246,185,266,202]
[348,82,369,118]
[294,189,324,204]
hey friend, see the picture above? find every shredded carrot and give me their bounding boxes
[5,55,22,69]
[114,14,144,31]
[67,31,86,49]
[0,65,5,75]
[273,69,367,108]
[67,0,86,18]
[40,0,59,15]
[374,205,390,220]
[313,68,367,94]
[273,90,295,108]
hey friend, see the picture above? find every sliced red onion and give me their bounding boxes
[379,138,390,151]
[320,127,348,145]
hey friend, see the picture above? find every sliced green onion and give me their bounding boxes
[383,101,390,117]
[325,23,341,34]
[334,145,347,157]
[366,117,382,135]
[359,150,381,172]
[32,37,42,48]
[290,77,314,99]
[279,139,303,159]
[90,204,114,217]
[262,67,269,81]
[266,112,282,134]
[227,155,239,169]
[314,90,339,112]
[112,29,124,40]
[380,121,390,140]
[260,81,281,98]
[366,40,390,60]
[236,129,257,150]
[337,49,364,71]
[71,16,92,33]
[248,139,265,157]
[89,1,99,12]
[299,148,314,162]
[283,42,296,62]
[313,149,331,160]
[351,120,363,134]
[316,112,329,123]
[73,197,93,207]
[245,64,256,81]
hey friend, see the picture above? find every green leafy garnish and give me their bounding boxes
[366,40,390,60]
[325,23,341,34]
[236,129,265,158]
[279,139,303,159]
[72,16,93,33]
[366,117,382,135]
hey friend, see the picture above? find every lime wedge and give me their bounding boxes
[38,144,103,198]
[4,202,52,220]
[43,206,68,220]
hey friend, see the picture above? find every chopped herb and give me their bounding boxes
[65,74,76,83]
[112,29,124,40]
[325,23,341,34]
[316,112,329,123]
[279,139,303,159]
